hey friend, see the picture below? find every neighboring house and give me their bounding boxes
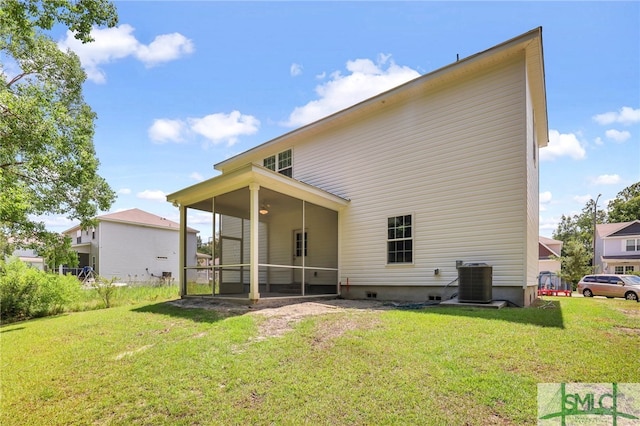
[595,220,640,274]
[63,208,199,282]
[539,236,562,274]
[10,246,45,270]
[167,28,548,306]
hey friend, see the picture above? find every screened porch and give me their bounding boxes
[167,164,349,302]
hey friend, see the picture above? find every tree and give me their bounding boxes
[1,0,118,252]
[37,234,78,271]
[553,200,606,254]
[607,182,640,223]
[556,240,591,289]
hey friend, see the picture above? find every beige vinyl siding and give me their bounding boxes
[292,54,529,288]
[525,66,541,289]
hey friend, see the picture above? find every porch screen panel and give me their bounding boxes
[239,219,269,286]
[219,214,246,294]
[303,202,339,294]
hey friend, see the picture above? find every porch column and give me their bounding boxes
[179,204,186,297]
[211,197,216,295]
[249,183,260,302]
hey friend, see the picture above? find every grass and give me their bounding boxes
[69,282,180,312]
[1,296,639,425]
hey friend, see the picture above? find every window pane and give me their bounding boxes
[263,156,275,170]
[279,167,292,178]
[278,149,292,169]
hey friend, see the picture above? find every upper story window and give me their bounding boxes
[387,214,413,264]
[264,149,292,177]
[625,239,640,252]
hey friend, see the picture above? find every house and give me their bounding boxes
[10,246,45,270]
[167,28,548,306]
[595,220,640,274]
[539,236,562,274]
[63,208,199,283]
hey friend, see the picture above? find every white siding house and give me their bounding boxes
[63,208,198,283]
[595,221,640,274]
[9,246,45,270]
[167,28,548,306]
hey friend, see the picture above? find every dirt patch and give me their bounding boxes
[614,326,640,336]
[169,297,390,341]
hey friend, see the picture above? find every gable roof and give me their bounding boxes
[539,236,562,246]
[539,236,562,258]
[215,27,547,174]
[64,208,198,234]
[597,220,640,238]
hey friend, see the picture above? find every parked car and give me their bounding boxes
[577,274,640,301]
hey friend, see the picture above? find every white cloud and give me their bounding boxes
[594,137,604,146]
[283,54,420,127]
[137,189,167,202]
[574,194,593,204]
[539,215,560,237]
[135,32,194,66]
[290,63,303,77]
[539,191,552,211]
[189,111,260,146]
[188,211,214,225]
[604,129,631,143]
[32,214,75,229]
[539,191,552,204]
[148,111,260,146]
[189,172,204,182]
[118,188,132,195]
[593,106,640,126]
[148,119,186,143]
[593,174,621,185]
[540,129,586,161]
[58,24,194,83]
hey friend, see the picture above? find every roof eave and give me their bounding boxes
[167,163,350,211]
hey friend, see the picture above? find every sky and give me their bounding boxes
[38,1,640,240]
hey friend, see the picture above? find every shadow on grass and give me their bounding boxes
[132,301,229,324]
[419,300,564,329]
[0,325,25,333]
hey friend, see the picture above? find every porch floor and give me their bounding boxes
[183,293,340,304]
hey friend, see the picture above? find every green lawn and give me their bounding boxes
[1,296,638,425]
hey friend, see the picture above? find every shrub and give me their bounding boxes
[0,257,82,322]
[91,276,119,308]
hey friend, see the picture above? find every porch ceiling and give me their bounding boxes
[166,163,350,212]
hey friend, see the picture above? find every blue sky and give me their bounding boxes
[41,1,639,240]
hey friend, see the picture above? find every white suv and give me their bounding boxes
[577,274,640,301]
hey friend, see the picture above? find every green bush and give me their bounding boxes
[0,257,82,322]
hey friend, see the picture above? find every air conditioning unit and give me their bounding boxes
[457,263,492,303]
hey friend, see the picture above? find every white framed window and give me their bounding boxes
[615,265,635,274]
[294,230,308,257]
[387,214,413,264]
[625,239,640,252]
[263,149,292,177]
